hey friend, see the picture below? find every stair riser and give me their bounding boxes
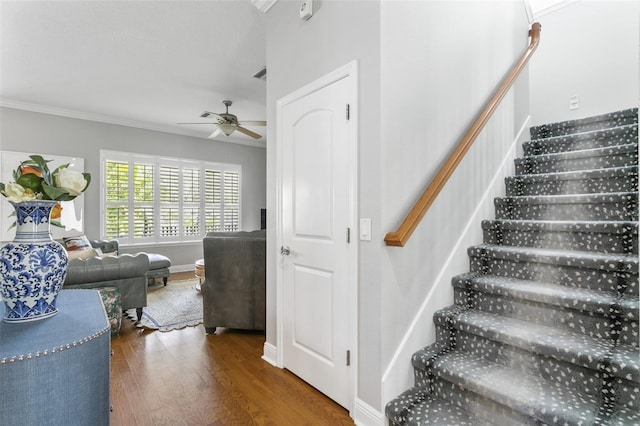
[426,375,541,425]
[418,326,605,398]
[469,256,639,296]
[515,151,638,175]
[416,329,640,411]
[530,110,638,139]
[495,199,638,222]
[482,225,638,254]
[454,288,638,346]
[427,355,602,425]
[506,174,638,196]
[384,387,429,426]
[524,125,638,156]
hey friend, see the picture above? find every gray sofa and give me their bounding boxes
[201,230,266,334]
[63,240,149,320]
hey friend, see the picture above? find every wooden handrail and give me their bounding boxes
[385,22,541,247]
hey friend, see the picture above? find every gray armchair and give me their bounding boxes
[63,240,149,320]
[201,230,266,334]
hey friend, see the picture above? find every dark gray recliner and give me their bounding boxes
[201,230,266,334]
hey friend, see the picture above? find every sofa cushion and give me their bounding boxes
[65,254,150,285]
[146,253,172,270]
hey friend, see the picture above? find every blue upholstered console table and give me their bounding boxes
[0,290,110,425]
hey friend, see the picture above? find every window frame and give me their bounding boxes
[100,150,242,246]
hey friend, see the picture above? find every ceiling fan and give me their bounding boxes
[179,100,267,139]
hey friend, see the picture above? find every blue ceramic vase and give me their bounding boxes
[0,200,69,322]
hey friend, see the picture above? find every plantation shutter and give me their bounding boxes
[101,150,241,243]
[204,169,222,232]
[223,171,240,231]
[105,160,129,239]
[132,162,154,238]
[182,166,200,237]
[160,165,180,238]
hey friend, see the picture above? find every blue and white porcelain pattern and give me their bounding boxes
[0,200,68,322]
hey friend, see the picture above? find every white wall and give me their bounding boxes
[380,0,531,409]
[530,0,639,125]
[266,0,531,419]
[265,0,382,415]
[0,107,267,268]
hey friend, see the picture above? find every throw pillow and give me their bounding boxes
[63,234,92,252]
[67,248,99,260]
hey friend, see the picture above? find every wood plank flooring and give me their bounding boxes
[110,272,353,425]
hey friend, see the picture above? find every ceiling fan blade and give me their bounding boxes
[236,126,262,139]
[177,122,217,125]
[200,111,224,120]
[238,120,267,126]
[208,128,222,139]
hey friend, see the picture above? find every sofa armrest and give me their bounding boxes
[90,239,119,255]
[65,253,149,285]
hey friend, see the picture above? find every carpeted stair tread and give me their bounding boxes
[515,143,638,175]
[494,192,638,221]
[482,219,638,254]
[524,123,638,156]
[426,350,608,425]
[468,244,638,273]
[506,165,638,196]
[530,108,638,139]
[437,308,640,381]
[385,387,493,426]
[386,107,639,425]
[452,273,640,321]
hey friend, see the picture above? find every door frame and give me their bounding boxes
[275,60,359,412]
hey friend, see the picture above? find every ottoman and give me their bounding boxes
[145,253,172,285]
[96,286,122,336]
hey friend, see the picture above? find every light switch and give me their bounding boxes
[360,218,371,241]
[569,95,580,110]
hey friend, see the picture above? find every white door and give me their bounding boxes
[277,64,357,410]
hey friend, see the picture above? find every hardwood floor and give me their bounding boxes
[110,272,353,425]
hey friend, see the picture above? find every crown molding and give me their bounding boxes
[0,98,266,149]
[251,0,277,13]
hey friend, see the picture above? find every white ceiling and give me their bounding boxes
[0,0,268,147]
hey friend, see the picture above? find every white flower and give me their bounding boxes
[3,182,37,203]
[54,169,87,196]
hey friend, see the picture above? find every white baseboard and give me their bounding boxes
[262,341,278,367]
[170,264,194,273]
[353,398,384,426]
[380,116,531,407]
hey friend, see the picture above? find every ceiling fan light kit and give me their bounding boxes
[180,100,267,140]
[217,122,238,136]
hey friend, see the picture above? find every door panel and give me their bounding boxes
[279,72,354,409]
[293,265,333,361]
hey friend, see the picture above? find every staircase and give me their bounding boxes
[386,108,639,425]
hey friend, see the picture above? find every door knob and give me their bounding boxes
[280,246,291,256]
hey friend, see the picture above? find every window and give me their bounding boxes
[101,150,241,245]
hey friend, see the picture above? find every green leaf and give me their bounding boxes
[53,163,70,173]
[16,173,43,193]
[29,155,53,185]
[42,182,67,200]
[82,173,92,191]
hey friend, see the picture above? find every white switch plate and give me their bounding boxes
[569,95,580,110]
[359,218,371,241]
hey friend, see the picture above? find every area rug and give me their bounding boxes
[125,278,203,332]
